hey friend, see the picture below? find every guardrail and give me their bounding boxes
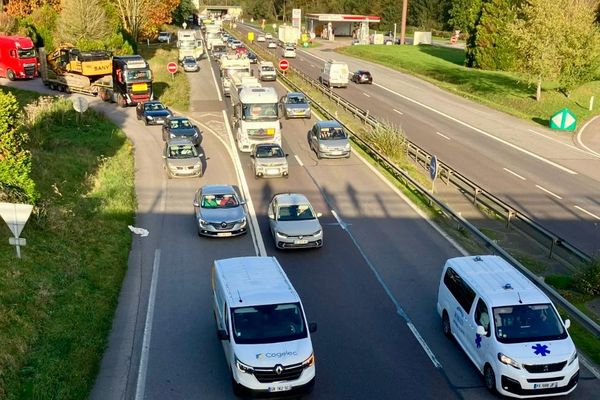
[231,30,600,338]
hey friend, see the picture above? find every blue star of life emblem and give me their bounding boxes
[532,343,550,356]
[475,334,482,348]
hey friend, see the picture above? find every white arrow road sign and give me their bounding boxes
[0,202,33,237]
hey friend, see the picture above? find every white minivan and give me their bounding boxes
[213,256,317,396]
[319,60,349,88]
[437,255,579,398]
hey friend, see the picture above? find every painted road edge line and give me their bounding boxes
[294,154,304,167]
[435,131,450,140]
[222,110,267,257]
[527,128,598,158]
[576,114,600,158]
[574,205,600,220]
[208,55,223,103]
[535,184,562,200]
[134,248,161,400]
[503,168,526,181]
[393,109,403,115]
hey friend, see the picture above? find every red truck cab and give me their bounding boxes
[0,36,38,80]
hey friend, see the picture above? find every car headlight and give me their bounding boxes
[311,229,322,236]
[240,217,247,226]
[235,357,254,374]
[568,351,578,366]
[198,218,208,227]
[344,143,351,150]
[276,231,289,238]
[146,115,154,120]
[498,353,521,369]
[301,353,315,369]
[319,144,327,151]
[286,108,293,113]
[193,131,198,137]
[169,133,176,138]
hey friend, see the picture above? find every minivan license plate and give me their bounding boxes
[217,232,232,237]
[294,239,308,244]
[533,382,558,389]
[268,384,291,392]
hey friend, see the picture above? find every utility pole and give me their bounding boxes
[400,0,408,45]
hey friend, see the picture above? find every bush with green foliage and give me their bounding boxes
[19,4,59,49]
[0,91,37,203]
[472,0,518,71]
[575,259,600,296]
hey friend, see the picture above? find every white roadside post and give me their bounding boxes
[0,202,34,258]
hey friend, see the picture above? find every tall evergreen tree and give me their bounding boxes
[472,0,518,70]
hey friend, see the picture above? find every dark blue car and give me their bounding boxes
[136,101,172,125]
[162,117,201,146]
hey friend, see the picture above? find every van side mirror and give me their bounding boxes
[476,325,487,336]
[564,319,571,329]
[217,329,229,341]
[309,322,317,333]
[316,212,322,218]
[193,200,200,207]
[268,208,274,220]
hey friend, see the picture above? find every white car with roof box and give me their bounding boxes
[213,257,317,396]
[437,255,579,398]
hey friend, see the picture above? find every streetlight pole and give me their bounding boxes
[400,0,408,45]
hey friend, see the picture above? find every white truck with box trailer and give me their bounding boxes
[230,86,281,152]
[177,29,204,60]
[219,55,251,96]
[278,25,300,47]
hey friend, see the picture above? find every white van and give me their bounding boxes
[258,61,277,81]
[212,257,317,396]
[320,60,349,88]
[437,255,579,398]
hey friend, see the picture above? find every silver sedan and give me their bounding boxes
[281,92,311,119]
[193,185,248,237]
[268,193,323,249]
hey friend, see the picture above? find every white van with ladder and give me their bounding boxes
[213,257,317,396]
[437,255,579,398]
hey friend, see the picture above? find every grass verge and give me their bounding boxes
[337,45,600,124]
[139,44,190,112]
[0,89,135,399]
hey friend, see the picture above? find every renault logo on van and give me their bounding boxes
[275,365,283,375]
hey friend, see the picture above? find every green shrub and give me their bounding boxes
[0,90,37,203]
[363,121,407,161]
[575,259,600,296]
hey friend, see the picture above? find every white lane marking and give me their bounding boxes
[535,184,562,200]
[330,209,345,229]
[296,47,578,175]
[208,55,223,102]
[310,64,316,68]
[435,131,450,140]
[134,249,161,400]
[294,154,304,167]
[576,115,600,158]
[527,129,598,157]
[503,168,526,181]
[371,82,578,175]
[393,108,403,115]
[362,92,371,98]
[574,205,600,220]
[222,110,267,256]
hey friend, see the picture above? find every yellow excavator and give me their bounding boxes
[40,44,113,94]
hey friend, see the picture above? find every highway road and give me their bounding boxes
[3,38,599,399]
[237,24,600,257]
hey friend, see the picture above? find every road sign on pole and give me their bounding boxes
[0,202,33,258]
[429,155,439,193]
[248,31,255,42]
[279,59,289,72]
[167,62,177,80]
[549,108,577,131]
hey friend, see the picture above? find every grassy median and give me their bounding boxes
[337,45,600,124]
[0,89,135,399]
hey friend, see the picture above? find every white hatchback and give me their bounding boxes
[283,47,296,58]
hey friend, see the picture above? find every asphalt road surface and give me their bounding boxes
[238,24,600,258]
[3,39,599,400]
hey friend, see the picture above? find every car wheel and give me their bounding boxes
[136,113,141,120]
[144,119,148,126]
[442,311,452,338]
[231,375,243,397]
[484,364,497,394]
[316,150,322,160]
[6,69,16,81]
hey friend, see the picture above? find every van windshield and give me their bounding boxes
[493,303,567,344]
[231,302,307,344]
[18,48,36,59]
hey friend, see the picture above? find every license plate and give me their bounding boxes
[331,151,342,155]
[132,83,148,92]
[155,119,164,124]
[294,239,308,245]
[266,128,275,136]
[267,168,280,175]
[217,232,232,237]
[268,384,291,392]
[533,382,558,389]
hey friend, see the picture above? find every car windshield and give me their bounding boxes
[277,204,315,221]
[287,95,306,105]
[256,146,284,158]
[17,48,35,59]
[231,303,307,344]
[213,45,226,52]
[261,66,274,72]
[242,103,278,120]
[125,69,152,82]
[319,127,347,140]
[201,194,238,208]
[493,304,567,344]
[168,144,198,158]
[170,119,193,129]
[145,103,165,111]
[183,57,196,63]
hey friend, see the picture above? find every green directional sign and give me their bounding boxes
[549,108,577,131]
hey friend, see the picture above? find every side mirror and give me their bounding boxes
[250,154,254,158]
[239,200,247,206]
[564,319,571,329]
[267,208,274,220]
[476,325,487,336]
[285,153,289,157]
[193,200,200,207]
[162,155,167,159]
[309,322,317,333]
[217,329,229,341]
[316,212,322,218]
